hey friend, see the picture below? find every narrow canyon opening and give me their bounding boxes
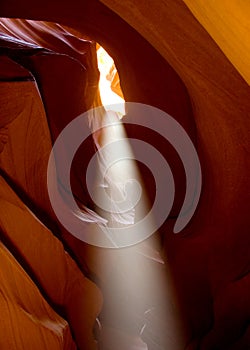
[0,1,249,348]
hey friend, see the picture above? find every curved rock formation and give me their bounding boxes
[0,1,249,349]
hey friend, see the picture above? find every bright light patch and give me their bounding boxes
[97,46,125,116]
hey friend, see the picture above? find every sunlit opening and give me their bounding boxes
[97,46,125,116]
[93,48,187,350]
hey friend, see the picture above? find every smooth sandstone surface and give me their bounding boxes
[182,0,250,85]
[100,0,250,85]
[0,1,249,349]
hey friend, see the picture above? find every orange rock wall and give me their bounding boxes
[0,0,249,348]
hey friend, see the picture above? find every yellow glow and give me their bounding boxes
[97,46,125,116]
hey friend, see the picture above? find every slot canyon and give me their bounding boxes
[0,1,249,349]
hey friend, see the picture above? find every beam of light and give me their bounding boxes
[90,48,189,349]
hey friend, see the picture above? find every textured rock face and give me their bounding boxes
[0,40,103,350]
[0,1,249,349]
